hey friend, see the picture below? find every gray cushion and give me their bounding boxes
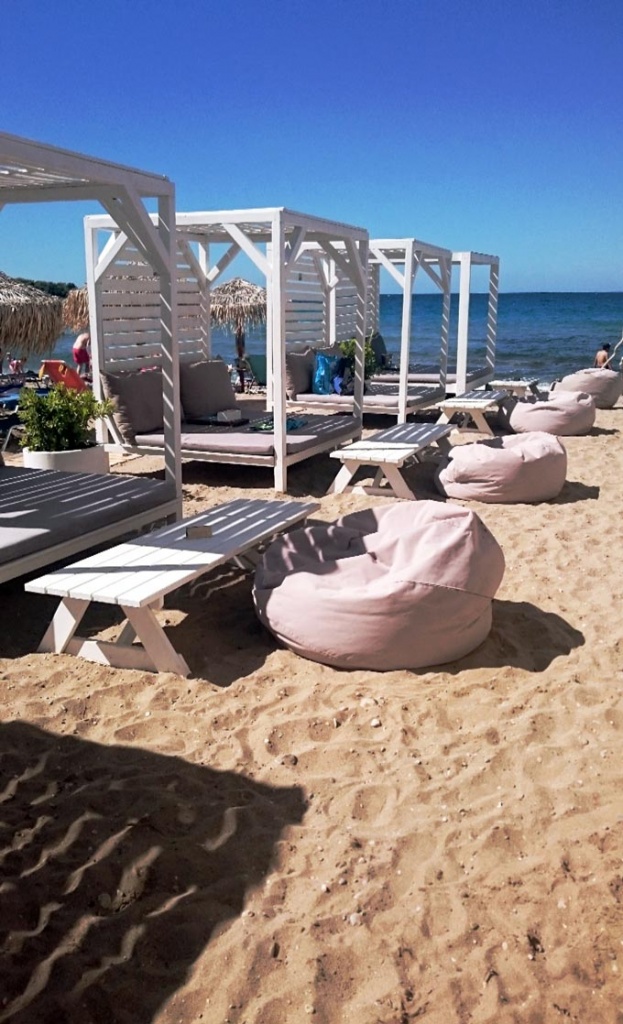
[101,368,163,443]
[285,349,314,398]
[0,465,175,566]
[180,359,237,419]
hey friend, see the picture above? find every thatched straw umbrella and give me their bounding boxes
[62,286,90,331]
[210,277,266,391]
[0,271,64,361]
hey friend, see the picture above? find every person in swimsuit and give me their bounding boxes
[72,333,91,378]
[594,343,612,368]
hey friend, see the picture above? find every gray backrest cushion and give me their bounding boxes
[180,359,237,419]
[285,349,315,398]
[101,367,163,443]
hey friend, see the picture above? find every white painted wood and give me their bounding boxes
[37,597,89,654]
[490,378,540,397]
[435,389,508,435]
[124,605,190,675]
[26,498,319,677]
[86,206,368,491]
[327,422,453,498]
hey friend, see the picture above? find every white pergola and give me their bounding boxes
[452,251,500,394]
[0,130,182,508]
[368,237,453,418]
[85,207,369,491]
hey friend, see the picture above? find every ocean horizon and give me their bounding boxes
[41,290,623,387]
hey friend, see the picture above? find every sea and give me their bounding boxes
[45,292,623,388]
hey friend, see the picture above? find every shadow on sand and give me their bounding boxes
[0,722,305,1023]
[432,599,584,675]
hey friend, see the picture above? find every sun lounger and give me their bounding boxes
[0,465,178,584]
[25,497,319,677]
[435,389,509,436]
[328,422,453,499]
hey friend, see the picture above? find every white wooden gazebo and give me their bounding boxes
[85,207,369,491]
[452,250,500,394]
[365,241,500,398]
[0,130,182,509]
[367,237,453,418]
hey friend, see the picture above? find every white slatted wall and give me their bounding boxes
[333,265,358,343]
[284,250,327,348]
[99,240,208,372]
[367,263,380,335]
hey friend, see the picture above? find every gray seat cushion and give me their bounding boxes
[0,466,175,565]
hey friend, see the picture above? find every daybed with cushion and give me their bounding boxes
[434,432,567,503]
[253,501,505,671]
[498,390,596,436]
[101,358,360,481]
[0,462,178,584]
[283,345,444,417]
[553,368,622,409]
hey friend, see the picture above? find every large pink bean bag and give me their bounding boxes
[500,391,596,436]
[253,501,505,671]
[434,432,567,503]
[555,368,622,409]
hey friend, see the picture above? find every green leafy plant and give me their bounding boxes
[338,337,377,379]
[18,384,114,452]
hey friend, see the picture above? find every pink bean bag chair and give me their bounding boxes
[500,391,596,436]
[253,501,505,671]
[555,368,622,409]
[434,432,567,503]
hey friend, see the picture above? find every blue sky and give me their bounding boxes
[1,0,621,292]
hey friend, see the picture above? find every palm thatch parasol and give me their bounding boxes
[210,277,266,390]
[0,271,64,358]
[62,286,90,331]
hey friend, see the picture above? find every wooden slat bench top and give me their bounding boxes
[330,422,453,466]
[490,378,539,389]
[328,423,453,499]
[26,498,319,609]
[25,498,320,677]
[436,388,509,411]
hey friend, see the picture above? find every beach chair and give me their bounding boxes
[244,354,268,392]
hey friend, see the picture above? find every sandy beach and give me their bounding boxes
[1,402,622,1023]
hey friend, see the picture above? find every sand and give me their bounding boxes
[1,403,622,1023]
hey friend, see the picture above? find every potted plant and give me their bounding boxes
[18,383,114,473]
[338,337,378,379]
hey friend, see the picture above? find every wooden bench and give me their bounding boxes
[489,378,541,398]
[327,422,453,500]
[435,388,509,436]
[25,497,319,677]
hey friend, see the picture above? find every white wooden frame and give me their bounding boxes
[85,207,369,492]
[452,251,500,394]
[367,238,453,422]
[0,130,182,511]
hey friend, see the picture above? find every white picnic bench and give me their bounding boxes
[25,497,319,677]
[435,388,509,436]
[489,378,541,398]
[327,422,453,500]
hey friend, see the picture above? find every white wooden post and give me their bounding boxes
[272,211,287,492]
[157,192,183,507]
[486,258,499,373]
[456,252,471,395]
[439,255,451,394]
[397,241,415,424]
